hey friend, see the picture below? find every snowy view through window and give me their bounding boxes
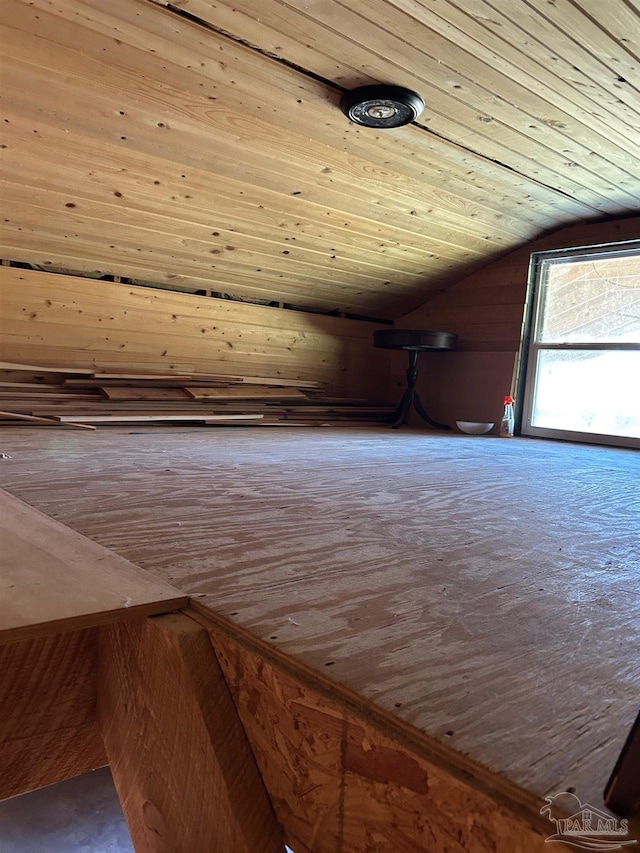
[527,249,640,441]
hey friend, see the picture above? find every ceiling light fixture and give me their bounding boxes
[340,85,424,129]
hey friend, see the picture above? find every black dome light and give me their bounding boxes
[340,85,424,129]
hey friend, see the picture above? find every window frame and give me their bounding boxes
[518,240,640,450]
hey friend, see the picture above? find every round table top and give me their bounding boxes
[373,329,457,351]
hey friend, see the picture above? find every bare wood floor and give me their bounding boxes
[1,426,638,813]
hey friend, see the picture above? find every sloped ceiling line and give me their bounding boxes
[1,258,394,324]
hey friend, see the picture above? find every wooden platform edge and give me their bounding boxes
[187,601,565,848]
[0,597,190,646]
[0,489,189,645]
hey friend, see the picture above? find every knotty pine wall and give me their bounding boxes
[0,267,392,400]
[394,216,640,429]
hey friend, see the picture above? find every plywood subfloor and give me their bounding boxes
[1,427,638,812]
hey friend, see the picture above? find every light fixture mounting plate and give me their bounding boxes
[340,85,424,128]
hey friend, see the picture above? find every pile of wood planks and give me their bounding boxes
[0,362,393,429]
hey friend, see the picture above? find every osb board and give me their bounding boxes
[0,488,187,644]
[0,627,106,799]
[201,614,562,852]
[0,427,637,815]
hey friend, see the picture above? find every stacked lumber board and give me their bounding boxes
[0,363,393,429]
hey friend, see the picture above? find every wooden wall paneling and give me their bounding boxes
[0,349,200,377]
[0,628,107,800]
[98,613,283,853]
[0,345,361,385]
[1,162,446,317]
[0,266,315,332]
[199,615,560,853]
[0,213,498,319]
[0,320,310,364]
[70,330,330,367]
[426,281,527,310]
[401,303,526,329]
[0,214,417,316]
[401,351,520,430]
[0,232,418,316]
[0,239,364,315]
[0,270,380,344]
[401,216,640,342]
[3,310,376,362]
[0,340,386,398]
[0,240,226,304]
[0,268,392,399]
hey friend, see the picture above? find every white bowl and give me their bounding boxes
[456,421,494,435]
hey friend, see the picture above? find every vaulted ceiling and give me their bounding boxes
[1,0,639,319]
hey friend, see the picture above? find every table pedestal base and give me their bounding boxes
[389,349,450,430]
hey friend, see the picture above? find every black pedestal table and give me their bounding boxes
[373,329,457,430]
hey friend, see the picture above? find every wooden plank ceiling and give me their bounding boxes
[0,0,639,319]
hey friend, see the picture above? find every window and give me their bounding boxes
[520,241,640,448]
